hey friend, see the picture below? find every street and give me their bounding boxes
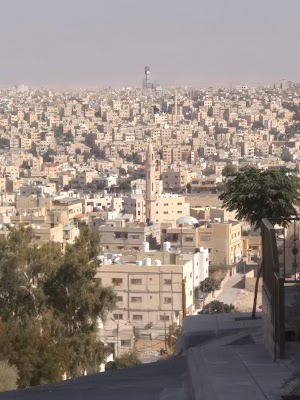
[215,271,244,305]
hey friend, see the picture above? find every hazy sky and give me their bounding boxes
[1,0,300,88]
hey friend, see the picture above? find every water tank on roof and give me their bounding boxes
[163,241,171,252]
[143,257,151,266]
[154,259,162,266]
[142,241,150,252]
[136,260,143,266]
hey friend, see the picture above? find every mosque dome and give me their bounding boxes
[176,216,199,226]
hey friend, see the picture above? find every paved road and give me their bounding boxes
[215,271,244,305]
[0,356,190,400]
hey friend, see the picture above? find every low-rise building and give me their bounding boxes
[161,217,242,265]
[96,251,196,328]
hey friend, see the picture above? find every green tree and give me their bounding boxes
[199,277,221,293]
[105,351,140,371]
[0,228,61,321]
[64,131,74,142]
[219,167,300,318]
[200,300,236,314]
[44,230,116,335]
[222,164,237,177]
[219,167,300,229]
[251,121,264,130]
[43,148,56,163]
[0,227,116,387]
[0,360,18,392]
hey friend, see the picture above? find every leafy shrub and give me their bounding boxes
[0,360,18,392]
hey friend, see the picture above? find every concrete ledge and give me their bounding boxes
[186,344,291,400]
[180,312,262,352]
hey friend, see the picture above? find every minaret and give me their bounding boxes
[145,143,156,223]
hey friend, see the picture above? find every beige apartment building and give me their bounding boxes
[162,169,189,191]
[96,256,194,329]
[15,196,52,211]
[31,223,63,247]
[52,198,83,222]
[97,220,161,251]
[161,219,242,265]
[242,234,261,261]
[124,194,189,224]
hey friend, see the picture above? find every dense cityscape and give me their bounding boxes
[2,73,300,396]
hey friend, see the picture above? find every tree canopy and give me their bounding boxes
[219,167,300,229]
[106,351,140,371]
[0,227,116,388]
[199,300,236,314]
[199,277,221,293]
[222,163,237,177]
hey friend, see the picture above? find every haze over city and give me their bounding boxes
[2,1,300,399]
[1,0,300,88]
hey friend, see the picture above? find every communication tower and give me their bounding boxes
[145,66,150,88]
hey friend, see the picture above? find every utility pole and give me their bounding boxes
[164,314,168,352]
[202,278,206,311]
[117,318,120,358]
[168,325,173,352]
[182,278,186,319]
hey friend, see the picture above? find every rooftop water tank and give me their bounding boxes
[142,241,150,252]
[163,241,171,252]
[143,257,151,266]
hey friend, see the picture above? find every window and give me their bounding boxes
[164,279,172,285]
[121,340,131,347]
[164,203,169,206]
[117,296,123,302]
[131,235,139,239]
[190,272,192,278]
[164,211,168,214]
[201,235,210,241]
[160,315,170,321]
[132,314,143,321]
[177,203,182,206]
[164,297,172,304]
[112,278,123,286]
[131,279,142,285]
[185,237,193,242]
[131,297,142,303]
[113,313,123,320]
